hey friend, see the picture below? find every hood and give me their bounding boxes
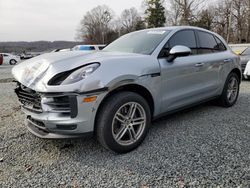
[12,51,92,88]
[12,50,156,92]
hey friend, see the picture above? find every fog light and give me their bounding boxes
[83,96,97,103]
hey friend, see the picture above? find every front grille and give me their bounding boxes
[14,82,78,118]
[15,83,42,113]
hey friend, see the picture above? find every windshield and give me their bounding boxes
[104,30,171,55]
[241,47,250,55]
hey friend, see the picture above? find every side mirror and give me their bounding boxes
[167,45,191,62]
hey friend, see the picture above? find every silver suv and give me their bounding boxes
[12,26,241,153]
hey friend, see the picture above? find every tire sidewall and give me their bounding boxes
[10,59,16,65]
[99,92,151,153]
[222,73,240,107]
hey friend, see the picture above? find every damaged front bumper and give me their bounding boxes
[14,82,107,138]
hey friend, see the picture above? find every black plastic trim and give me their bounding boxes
[69,95,78,118]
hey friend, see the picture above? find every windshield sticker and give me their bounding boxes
[147,31,166,35]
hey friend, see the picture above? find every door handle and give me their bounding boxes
[195,63,204,67]
[224,59,233,63]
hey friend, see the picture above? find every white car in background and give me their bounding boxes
[0,53,20,65]
[243,60,250,79]
[72,45,106,51]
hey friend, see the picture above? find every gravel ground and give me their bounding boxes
[0,67,249,187]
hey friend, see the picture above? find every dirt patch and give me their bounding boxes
[0,78,14,83]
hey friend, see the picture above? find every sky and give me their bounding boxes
[0,0,144,42]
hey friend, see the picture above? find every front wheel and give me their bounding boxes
[9,59,17,65]
[218,72,240,107]
[96,92,151,153]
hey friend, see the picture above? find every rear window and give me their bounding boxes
[197,31,218,54]
[214,36,227,51]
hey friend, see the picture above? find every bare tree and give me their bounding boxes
[169,0,204,25]
[76,5,114,44]
[247,0,250,42]
[120,8,144,33]
[192,8,215,30]
[212,0,232,41]
[232,0,248,43]
[167,0,182,25]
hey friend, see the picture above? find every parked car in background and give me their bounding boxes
[12,26,241,153]
[51,48,71,53]
[72,45,106,51]
[20,53,33,60]
[239,47,250,74]
[0,53,20,65]
[230,44,250,54]
[243,60,250,79]
[230,44,250,75]
[20,52,41,60]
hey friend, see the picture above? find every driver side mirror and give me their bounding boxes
[167,45,191,62]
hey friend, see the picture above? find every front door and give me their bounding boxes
[158,29,219,113]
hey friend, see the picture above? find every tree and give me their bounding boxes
[120,8,145,33]
[145,0,166,28]
[247,0,250,42]
[76,5,114,44]
[192,9,214,30]
[169,0,204,25]
[232,0,248,43]
[212,0,232,41]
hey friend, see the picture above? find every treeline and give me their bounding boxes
[76,0,250,44]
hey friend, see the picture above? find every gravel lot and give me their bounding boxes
[0,65,249,187]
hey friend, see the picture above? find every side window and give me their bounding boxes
[168,30,197,55]
[197,31,219,54]
[214,36,227,51]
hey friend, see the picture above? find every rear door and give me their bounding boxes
[195,30,228,97]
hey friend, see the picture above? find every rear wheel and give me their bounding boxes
[96,92,151,153]
[9,59,17,65]
[218,72,240,107]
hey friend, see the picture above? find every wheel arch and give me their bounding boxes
[94,84,155,131]
[230,68,242,83]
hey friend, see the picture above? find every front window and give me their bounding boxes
[104,30,171,55]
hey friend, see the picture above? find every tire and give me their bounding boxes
[217,72,240,107]
[96,91,151,153]
[9,59,17,65]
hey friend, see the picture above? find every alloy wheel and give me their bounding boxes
[112,102,146,146]
[227,77,239,104]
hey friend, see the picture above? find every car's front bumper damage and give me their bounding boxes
[15,82,107,139]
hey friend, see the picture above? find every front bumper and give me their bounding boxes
[15,83,107,138]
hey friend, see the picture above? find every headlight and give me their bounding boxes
[48,63,100,85]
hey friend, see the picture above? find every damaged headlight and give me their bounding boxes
[48,63,100,85]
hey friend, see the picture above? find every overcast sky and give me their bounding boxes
[0,0,144,42]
